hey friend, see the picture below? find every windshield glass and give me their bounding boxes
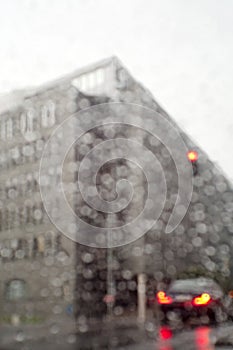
[168,279,218,294]
[1,2,233,350]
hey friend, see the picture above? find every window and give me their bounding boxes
[27,109,34,132]
[20,112,26,134]
[37,235,45,253]
[20,109,36,135]
[5,279,27,301]
[6,118,13,139]
[72,68,105,93]
[0,210,2,231]
[10,146,20,165]
[41,101,55,127]
[0,120,6,140]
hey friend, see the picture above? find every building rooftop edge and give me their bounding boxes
[0,56,119,115]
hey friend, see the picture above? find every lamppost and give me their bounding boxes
[106,216,116,317]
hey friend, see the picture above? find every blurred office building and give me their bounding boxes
[0,57,233,325]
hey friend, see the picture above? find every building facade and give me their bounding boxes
[0,57,233,327]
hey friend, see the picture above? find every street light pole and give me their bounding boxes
[106,216,115,317]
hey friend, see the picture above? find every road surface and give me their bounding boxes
[1,321,233,349]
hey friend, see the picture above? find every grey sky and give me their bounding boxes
[0,0,233,179]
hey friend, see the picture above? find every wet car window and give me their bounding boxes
[168,279,223,294]
[1,2,233,350]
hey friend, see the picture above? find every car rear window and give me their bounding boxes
[167,279,220,294]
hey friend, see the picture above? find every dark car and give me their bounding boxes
[155,277,232,326]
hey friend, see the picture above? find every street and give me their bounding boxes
[1,320,233,350]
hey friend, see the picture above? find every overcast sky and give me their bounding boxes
[0,0,233,179]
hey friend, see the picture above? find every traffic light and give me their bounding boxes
[187,150,198,175]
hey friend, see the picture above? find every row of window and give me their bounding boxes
[0,203,45,231]
[0,136,64,171]
[0,138,46,169]
[0,173,39,200]
[0,162,63,201]
[0,101,56,141]
[72,67,105,93]
[0,233,65,261]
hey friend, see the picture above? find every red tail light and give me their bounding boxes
[156,291,173,305]
[193,293,211,306]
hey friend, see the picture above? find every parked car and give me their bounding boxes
[155,277,232,325]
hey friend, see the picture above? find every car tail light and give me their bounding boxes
[156,291,173,304]
[192,293,211,306]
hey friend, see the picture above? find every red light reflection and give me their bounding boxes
[156,326,214,350]
[157,326,173,350]
[159,326,173,340]
[195,327,214,350]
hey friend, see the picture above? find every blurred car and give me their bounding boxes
[155,277,232,325]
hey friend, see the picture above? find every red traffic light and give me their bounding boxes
[187,150,198,162]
